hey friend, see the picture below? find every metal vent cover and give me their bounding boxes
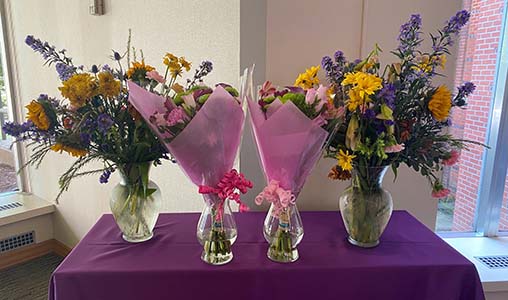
[0,231,35,253]
[0,201,22,212]
[475,255,508,269]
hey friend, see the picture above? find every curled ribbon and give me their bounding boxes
[255,180,295,217]
[198,169,253,213]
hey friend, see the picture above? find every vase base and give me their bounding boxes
[347,236,379,248]
[201,251,233,265]
[267,248,299,263]
[122,232,153,243]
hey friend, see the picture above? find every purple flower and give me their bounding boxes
[322,56,333,72]
[397,14,422,53]
[97,114,114,133]
[364,109,376,119]
[334,50,345,63]
[443,10,470,35]
[378,83,396,108]
[99,169,112,184]
[458,81,475,96]
[55,62,75,81]
[80,132,91,146]
[102,64,112,72]
[2,121,34,138]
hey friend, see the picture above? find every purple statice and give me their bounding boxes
[434,10,471,51]
[378,83,396,108]
[454,81,475,107]
[187,60,213,87]
[25,35,74,74]
[443,10,470,35]
[99,169,113,184]
[458,81,475,96]
[97,114,114,133]
[374,121,386,134]
[384,120,395,126]
[55,62,75,81]
[397,14,422,54]
[2,121,34,139]
[334,50,345,63]
[364,109,376,119]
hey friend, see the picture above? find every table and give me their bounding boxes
[49,211,484,300]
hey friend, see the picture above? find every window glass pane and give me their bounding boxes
[498,172,508,231]
[0,26,18,194]
[436,0,504,232]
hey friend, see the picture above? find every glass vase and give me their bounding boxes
[110,161,161,243]
[263,203,304,263]
[196,195,237,265]
[339,165,393,248]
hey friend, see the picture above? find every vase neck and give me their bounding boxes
[351,165,388,191]
[118,161,152,186]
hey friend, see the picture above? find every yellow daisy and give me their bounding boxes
[337,149,356,171]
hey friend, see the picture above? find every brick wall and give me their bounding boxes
[444,0,508,231]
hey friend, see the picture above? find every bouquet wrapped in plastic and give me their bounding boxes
[128,58,252,265]
[248,67,339,262]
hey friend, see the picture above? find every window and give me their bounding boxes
[436,0,508,236]
[0,1,28,195]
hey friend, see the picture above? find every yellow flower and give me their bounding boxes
[337,149,356,171]
[59,73,97,108]
[342,72,383,99]
[294,65,320,89]
[169,63,183,78]
[126,61,155,80]
[428,86,452,122]
[163,53,178,66]
[98,72,121,98]
[346,89,368,111]
[179,57,191,71]
[26,100,50,130]
[50,143,87,157]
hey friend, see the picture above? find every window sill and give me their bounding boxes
[444,237,508,292]
[0,192,54,226]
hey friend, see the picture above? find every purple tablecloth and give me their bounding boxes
[49,211,484,300]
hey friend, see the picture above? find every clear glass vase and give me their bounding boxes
[263,203,304,263]
[110,161,161,243]
[339,165,393,248]
[196,195,237,265]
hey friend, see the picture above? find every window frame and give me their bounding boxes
[0,0,30,194]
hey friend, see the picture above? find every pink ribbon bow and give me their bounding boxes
[255,180,295,217]
[198,169,253,213]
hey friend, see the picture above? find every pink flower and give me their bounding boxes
[166,107,188,126]
[146,70,165,83]
[305,88,317,105]
[384,143,405,153]
[259,81,276,98]
[182,94,196,108]
[324,104,345,120]
[443,150,460,166]
[432,188,450,198]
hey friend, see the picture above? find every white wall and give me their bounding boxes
[10,0,463,246]
[8,0,240,247]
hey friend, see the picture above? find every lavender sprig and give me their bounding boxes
[25,35,75,79]
[186,60,213,88]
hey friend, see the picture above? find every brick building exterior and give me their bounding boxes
[444,0,508,231]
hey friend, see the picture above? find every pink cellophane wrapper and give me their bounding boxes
[248,98,328,195]
[128,81,244,187]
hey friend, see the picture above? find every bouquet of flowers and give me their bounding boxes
[248,67,340,262]
[127,57,252,265]
[321,10,481,247]
[3,34,169,242]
